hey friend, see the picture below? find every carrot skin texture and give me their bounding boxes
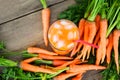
[76,21,97,61]
[20,62,55,73]
[27,47,57,55]
[70,19,85,57]
[95,15,101,31]
[38,53,72,60]
[68,64,106,72]
[19,57,56,74]
[92,15,101,55]
[96,19,107,65]
[71,73,84,80]
[54,59,82,69]
[100,19,108,63]
[42,8,51,46]
[53,72,80,80]
[106,33,113,64]
[113,30,120,74]
[52,60,67,66]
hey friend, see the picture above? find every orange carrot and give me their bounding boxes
[76,21,97,61]
[38,53,72,60]
[92,15,101,55]
[100,19,108,63]
[54,59,83,69]
[70,19,85,57]
[53,72,80,80]
[113,29,120,74]
[95,15,101,31]
[106,33,113,64]
[92,31,100,55]
[67,64,106,72]
[20,57,56,74]
[71,73,84,80]
[70,44,78,57]
[96,19,107,65]
[27,47,57,55]
[79,19,86,39]
[52,60,68,66]
[95,40,102,65]
[40,0,51,46]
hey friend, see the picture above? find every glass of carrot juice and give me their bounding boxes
[48,19,79,55]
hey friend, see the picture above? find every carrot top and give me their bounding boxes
[40,0,47,9]
[87,0,104,21]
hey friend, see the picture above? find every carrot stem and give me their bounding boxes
[48,67,69,78]
[107,0,118,20]
[88,0,104,21]
[106,12,120,37]
[40,0,47,8]
[34,59,52,65]
[84,0,95,18]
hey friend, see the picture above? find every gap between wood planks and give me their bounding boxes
[0,0,66,25]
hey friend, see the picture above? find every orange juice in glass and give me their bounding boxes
[48,19,79,55]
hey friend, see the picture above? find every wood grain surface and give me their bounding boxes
[0,0,64,24]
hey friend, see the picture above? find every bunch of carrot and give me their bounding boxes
[17,0,120,79]
[70,0,120,74]
[17,46,106,80]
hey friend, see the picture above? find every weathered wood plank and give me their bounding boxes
[0,0,76,51]
[0,0,64,24]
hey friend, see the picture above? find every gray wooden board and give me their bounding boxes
[0,0,64,24]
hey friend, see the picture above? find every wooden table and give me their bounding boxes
[0,0,102,80]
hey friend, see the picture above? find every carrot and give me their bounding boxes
[53,72,80,80]
[20,57,56,74]
[38,53,72,60]
[95,15,101,31]
[95,40,102,65]
[76,21,97,61]
[52,60,68,66]
[34,59,68,66]
[70,44,78,57]
[113,29,120,74]
[100,19,108,63]
[92,15,101,55]
[79,19,86,39]
[67,64,106,72]
[106,33,113,64]
[70,19,85,57]
[40,0,51,46]
[27,47,57,55]
[71,73,84,80]
[92,31,100,55]
[95,19,108,65]
[54,59,83,70]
